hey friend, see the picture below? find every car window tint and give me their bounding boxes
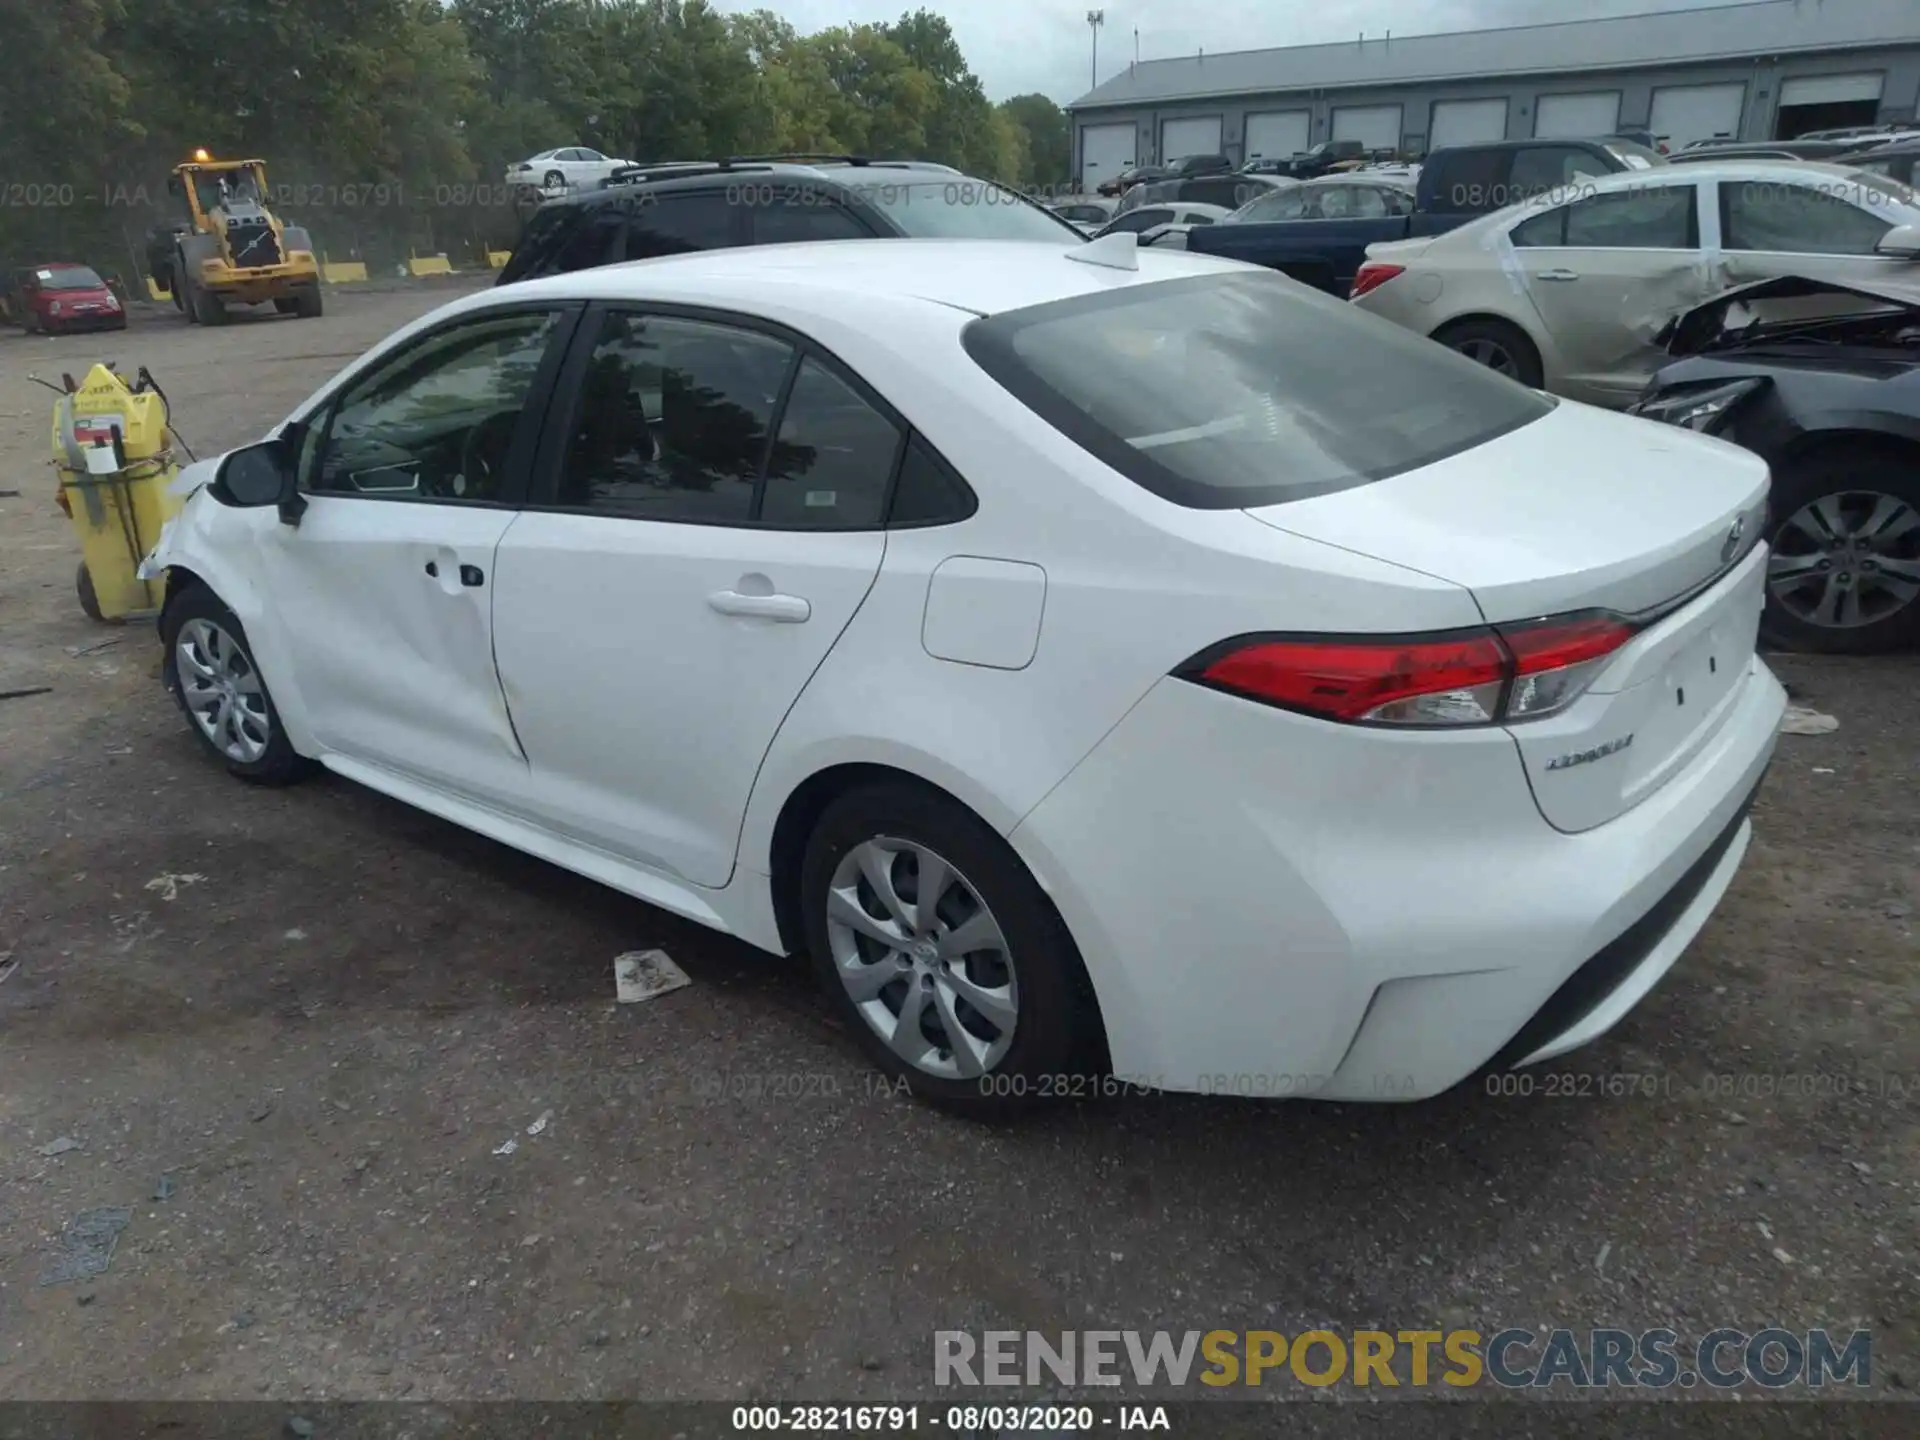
[552,207,626,273]
[1509,205,1566,247]
[1561,186,1695,247]
[759,358,903,529]
[311,311,563,502]
[847,178,1083,240]
[1509,146,1611,195]
[964,270,1552,510]
[1233,187,1310,222]
[1721,181,1894,255]
[748,198,875,244]
[1426,148,1508,210]
[556,311,794,523]
[624,192,736,260]
[886,436,976,526]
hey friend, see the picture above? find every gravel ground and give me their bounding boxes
[0,283,1916,1425]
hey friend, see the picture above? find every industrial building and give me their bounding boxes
[1068,0,1920,191]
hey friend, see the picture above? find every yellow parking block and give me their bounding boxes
[146,277,172,302]
[323,261,369,284]
[488,250,512,270]
[408,255,454,277]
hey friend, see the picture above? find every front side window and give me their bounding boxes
[309,310,565,502]
[963,271,1552,510]
[1721,180,1896,255]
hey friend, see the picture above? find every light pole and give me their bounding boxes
[1087,9,1105,92]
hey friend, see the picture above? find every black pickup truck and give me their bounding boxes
[1186,137,1664,295]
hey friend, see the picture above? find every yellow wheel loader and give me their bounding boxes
[150,151,323,325]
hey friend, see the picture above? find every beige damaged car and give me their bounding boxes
[1349,160,1920,407]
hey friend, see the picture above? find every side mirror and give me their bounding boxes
[214,437,304,524]
[1876,223,1920,258]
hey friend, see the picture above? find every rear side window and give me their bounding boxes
[759,358,904,528]
[1424,148,1508,211]
[846,178,1083,241]
[748,198,876,245]
[625,192,737,261]
[962,271,1553,510]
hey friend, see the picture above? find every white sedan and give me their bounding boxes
[505,147,633,194]
[139,237,1784,1110]
[1352,160,1920,407]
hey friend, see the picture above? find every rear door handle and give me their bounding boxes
[1538,268,1581,282]
[708,590,810,623]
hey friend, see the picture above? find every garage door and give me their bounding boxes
[1779,73,1884,107]
[1244,110,1310,163]
[1161,116,1224,163]
[1533,92,1622,139]
[1650,82,1746,149]
[1430,98,1509,149]
[1331,105,1403,151]
[1080,122,1137,192]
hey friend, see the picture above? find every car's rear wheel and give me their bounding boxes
[161,585,315,784]
[799,783,1099,1114]
[1762,447,1920,654]
[1435,317,1544,389]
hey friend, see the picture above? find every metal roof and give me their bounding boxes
[1069,0,1920,109]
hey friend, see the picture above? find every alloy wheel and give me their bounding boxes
[824,837,1018,1080]
[1454,337,1519,377]
[1768,489,1920,630]
[175,617,272,764]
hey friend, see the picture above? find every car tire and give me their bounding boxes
[1760,445,1920,655]
[543,169,566,191]
[798,781,1101,1115]
[75,562,104,623]
[160,584,316,785]
[1434,317,1544,389]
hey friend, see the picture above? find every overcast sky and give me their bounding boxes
[712,0,1744,103]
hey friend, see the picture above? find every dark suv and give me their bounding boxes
[497,155,1083,285]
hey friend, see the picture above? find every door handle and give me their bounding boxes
[1537,268,1581,282]
[708,590,811,623]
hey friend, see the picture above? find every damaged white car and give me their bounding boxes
[1351,160,1920,405]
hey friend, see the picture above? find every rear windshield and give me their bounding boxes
[41,267,106,290]
[844,179,1083,241]
[497,202,582,284]
[962,271,1553,510]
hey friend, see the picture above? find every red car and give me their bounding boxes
[7,264,126,334]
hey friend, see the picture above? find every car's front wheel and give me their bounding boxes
[1763,446,1920,654]
[161,585,315,784]
[799,782,1100,1114]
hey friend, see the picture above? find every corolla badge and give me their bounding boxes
[1721,516,1747,565]
[1545,734,1635,772]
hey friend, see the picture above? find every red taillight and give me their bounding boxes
[1349,262,1405,300]
[1182,613,1637,728]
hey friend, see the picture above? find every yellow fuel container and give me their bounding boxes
[51,363,184,621]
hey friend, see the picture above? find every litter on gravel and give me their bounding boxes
[527,1109,553,1136]
[0,951,17,987]
[65,636,122,658]
[493,1138,519,1157]
[37,1206,132,1287]
[37,1136,82,1158]
[615,949,691,1004]
[143,872,206,901]
[1780,706,1839,736]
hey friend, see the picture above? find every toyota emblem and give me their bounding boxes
[1721,515,1747,565]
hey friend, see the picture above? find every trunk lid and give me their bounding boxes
[1244,400,1770,831]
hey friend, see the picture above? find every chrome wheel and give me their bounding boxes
[1454,337,1519,377]
[825,837,1018,1080]
[1768,490,1920,630]
[175,617,271,764]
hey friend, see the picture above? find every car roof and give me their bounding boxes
[529,159,969,214]
[484,238,1247,320]
[1561,157,1911,188]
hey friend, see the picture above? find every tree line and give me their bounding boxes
[0,0,1074,280]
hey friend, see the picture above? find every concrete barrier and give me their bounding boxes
[487,250,512,270]
[408,254,455,277]
[323,261,370,284]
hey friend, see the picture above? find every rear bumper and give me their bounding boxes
[1009,657,1785,1100]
